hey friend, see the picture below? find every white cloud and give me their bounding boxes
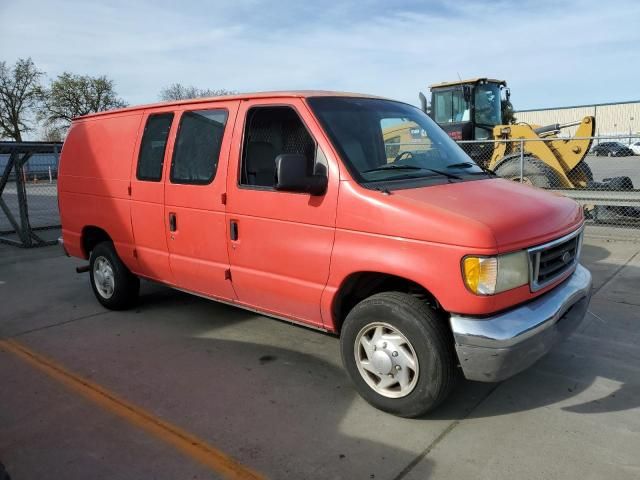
[1,0,639,109]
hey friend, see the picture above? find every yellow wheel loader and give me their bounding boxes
[420,78,597,189]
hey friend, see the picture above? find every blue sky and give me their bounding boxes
[1,0,639,110]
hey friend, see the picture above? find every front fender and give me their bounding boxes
[320,229,499,331]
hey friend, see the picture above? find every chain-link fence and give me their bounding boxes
[458,135,640,228]
[0,142,62,247]
[1,134,639,249]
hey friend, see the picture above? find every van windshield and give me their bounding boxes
[307,97,488,189]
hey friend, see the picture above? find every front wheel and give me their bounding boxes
[494,156,562,188]
[340,292,456,418]
[89,241,140,310]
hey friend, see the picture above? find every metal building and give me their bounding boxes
[516,100,640,138]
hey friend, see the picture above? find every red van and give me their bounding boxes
[58,92,592,417]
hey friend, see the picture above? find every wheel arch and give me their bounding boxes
[330,271,442,335]
[81,225,113,259]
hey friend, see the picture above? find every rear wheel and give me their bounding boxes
[494,155,562,188]
[340,292,456,418]
[89,241,139,310]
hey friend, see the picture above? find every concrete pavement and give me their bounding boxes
[1,230,639,479]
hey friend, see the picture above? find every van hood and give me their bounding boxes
[338,178,583,252]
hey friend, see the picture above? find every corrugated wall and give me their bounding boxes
[516,102,640,137]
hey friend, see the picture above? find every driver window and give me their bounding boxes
[240,106,316,188]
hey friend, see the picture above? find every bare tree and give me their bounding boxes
[159,83,236,101]
[40,72,127,135]
[0,58,44,141]
[41,123,64,142]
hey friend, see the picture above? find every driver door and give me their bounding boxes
[224,99,340,327]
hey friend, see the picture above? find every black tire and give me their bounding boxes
[572,161,593,182]
[89,241,139,310]
[494,155,562,188]
[568,161,593,187]
[340,292,456,418]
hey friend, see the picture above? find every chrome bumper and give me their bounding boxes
[450,264,592,382]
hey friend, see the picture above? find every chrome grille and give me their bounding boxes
[528,227,583,291]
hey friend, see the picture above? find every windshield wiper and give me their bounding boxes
[424,167,462,180]
[364,164,462,180]
[446,162,476,169]
[447,161,496,177]
[363,165,424,173]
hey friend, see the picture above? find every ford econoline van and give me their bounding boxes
[58,91,592,417]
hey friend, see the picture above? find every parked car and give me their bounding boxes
[590,142,634,157]
[58,91,592,417]
[629,141,640,155]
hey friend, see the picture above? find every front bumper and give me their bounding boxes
[450,264,592,382]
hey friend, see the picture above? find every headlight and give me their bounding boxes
[462,251,529,295]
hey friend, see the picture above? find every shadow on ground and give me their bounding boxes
[125,240,640,423]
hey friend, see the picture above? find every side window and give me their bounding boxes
[434,91,452,124]
[137,113,174,181]
[170,109,228,185]
[240,106,316,188]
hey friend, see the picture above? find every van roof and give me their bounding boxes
[74,90,385,121]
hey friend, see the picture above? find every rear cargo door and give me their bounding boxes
[163,101,240,300]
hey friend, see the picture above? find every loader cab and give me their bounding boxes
[426,78,507,165]
[428,78,507,140]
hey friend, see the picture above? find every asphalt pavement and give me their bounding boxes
[0,230,639,479]
[586,154,640,187]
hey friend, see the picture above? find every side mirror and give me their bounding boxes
[275,154,328,196]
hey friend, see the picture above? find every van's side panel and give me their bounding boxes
[59,113,143,267]
[129,107,177,283]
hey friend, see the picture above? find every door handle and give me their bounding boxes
[230,220,238,241]
[169,212,177,232]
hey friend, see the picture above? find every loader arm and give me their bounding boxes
[489,116,595,188]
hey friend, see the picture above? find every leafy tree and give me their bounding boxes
[159,83,236,101]
[40,72,127,135]
[0,58,44,141]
